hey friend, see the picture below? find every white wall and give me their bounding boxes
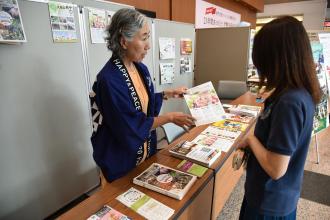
[258,0,327,30]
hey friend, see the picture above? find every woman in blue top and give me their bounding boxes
[90,8,195,182]
[238,16,321,219]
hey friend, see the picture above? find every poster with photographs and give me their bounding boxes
[0,0,26,43]
[88,8,106,44]
[159,37,175,59]
[311,41,329,134]
[160,62,175,84]
[48,1,77,43]
[180,57,192,74]
[180,38,192,55]
[318,33,330,98]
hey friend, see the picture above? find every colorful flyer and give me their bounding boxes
[87,205,131,220]
[310,41,329,134]
[88,8,107,44]
[48,1,77,43]
[180,38,192,55]
[213,119,248,133]
[318,33,330,101]
[191,125,237,152]
[184,81,226,126]
[0,0,26,43]
[177,160,208,177]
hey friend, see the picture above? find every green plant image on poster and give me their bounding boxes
[0,0,26,42]
[310,41,329,135]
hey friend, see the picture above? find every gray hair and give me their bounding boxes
[105,8,147,58]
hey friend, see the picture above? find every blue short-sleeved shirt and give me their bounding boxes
[245,89,315,216]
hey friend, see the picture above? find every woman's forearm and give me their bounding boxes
[247,135,290,180]
[151,114,171,130]
[163,89,173,99]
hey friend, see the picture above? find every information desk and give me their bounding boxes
[59,153,214,220]
[59,92,264,220]
[160,91,264,219]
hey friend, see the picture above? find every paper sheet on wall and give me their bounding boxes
[159,37,175,59]
[88,8,106,44]
[184,81,226,126]
[48,1,77,43]
[180,38,192,55]
[247,29,258,78]
[0,0,27,43]
[160,62,175,84]
[180,57,192,74]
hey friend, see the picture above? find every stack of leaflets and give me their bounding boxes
[183,81,226,126]
[191,125,237,153]
[117,187,174,220]
[212,119,249,133]
[224,113,254,124]
[87,205,131,220]
[169,112,254,166]
[169,140,222,167]
[133,163,197,200]
[228,104,261,117]
[176,160,208,178]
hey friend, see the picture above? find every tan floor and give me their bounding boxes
[218,125,330,220]
[298,126,330,220]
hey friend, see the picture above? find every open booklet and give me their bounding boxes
[133,163,197,200]
[183,81,226,126]
[117,187,174,220]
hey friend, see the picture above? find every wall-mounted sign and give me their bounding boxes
[195,0,240,29]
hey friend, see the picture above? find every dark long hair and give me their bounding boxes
[252,16,321,103]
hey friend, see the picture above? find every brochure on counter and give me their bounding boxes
[87,205,131,220]
[176,160,208,178]
[116,187,174,220]
[212,119,249,133]
[133,163,197,200]
[228,104,261,117]
[224,113,254,124]
[169,111,256,167]
[191,126,236,152]
[169,140,222,167]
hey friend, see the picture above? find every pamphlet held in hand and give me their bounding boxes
[183,81,226,126]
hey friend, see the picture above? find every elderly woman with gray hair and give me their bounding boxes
[90,8,194,182]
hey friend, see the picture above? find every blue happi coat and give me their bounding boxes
[90,56,163,181]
